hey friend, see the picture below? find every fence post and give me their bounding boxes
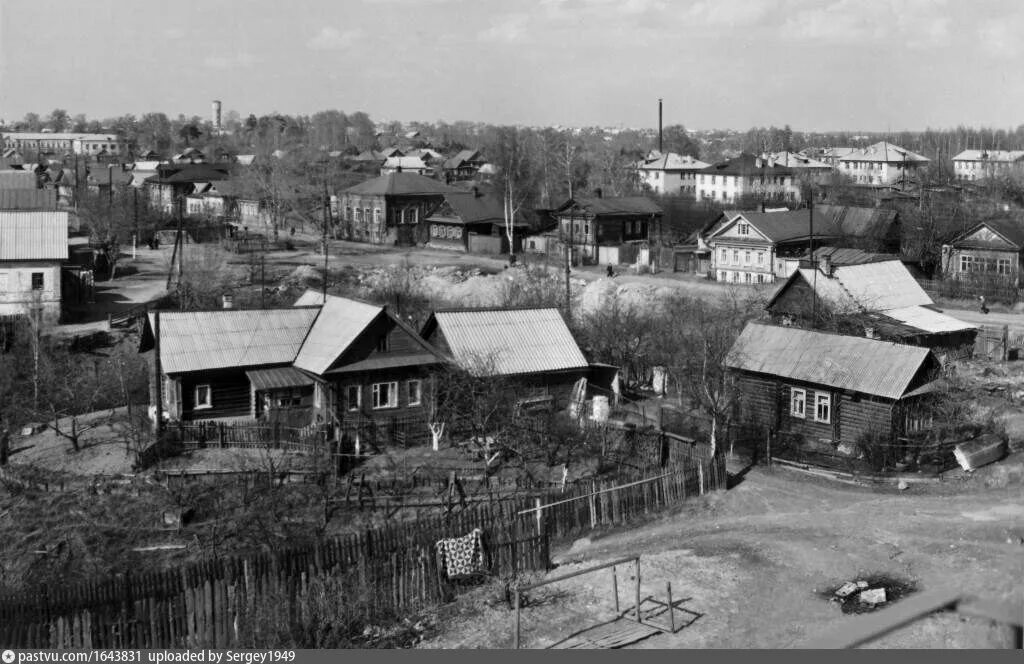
[1002,325,1009,361]
[698,463,705,495]
[534,498,544,539]
[634,558,642,623]
[766,427,772,470]
[218,423,225,449]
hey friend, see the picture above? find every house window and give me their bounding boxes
[31,272,44,290]
[744,272,752,283]
[720,249,727,263]
[718,271,725,281]
[372,381,398,409]
[814,393,831,423]
[377,334,389,353]
[373,208,381,223]
[744,250,751,264]
[732,250,739,263]
[345,385,361,412]
[997,258,1012,275]
[363,208,371,223]
[737,223,749,235]
[757,252,764,265]
[960,255,974,273]
[790,388,806,418]
[407,379,422,406]
[194,384,212,409]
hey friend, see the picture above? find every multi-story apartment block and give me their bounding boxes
[952,150,1024,181]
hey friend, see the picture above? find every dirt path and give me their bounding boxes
[421,467,1024,649]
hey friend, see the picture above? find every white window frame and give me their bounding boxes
[814,393,831,423]
[719,249,727,263]
[372,381,399,409]
[997,258,1011,275]
[790,388,806,418]
[194,384,212,410]
[737,222,749,235]
[407,379,422,407]
[960,255,973,273]
[345,385,361,412]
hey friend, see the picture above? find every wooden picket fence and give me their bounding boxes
[0,456,725,648]
[173,420,330,454]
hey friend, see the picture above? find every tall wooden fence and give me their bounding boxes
[0,456,725,648]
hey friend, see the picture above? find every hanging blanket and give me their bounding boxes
[436,528,485,578]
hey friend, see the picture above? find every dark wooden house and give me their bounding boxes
[725,322,943,454]
[140,292,448,444]
[339,172,459,246]
[424,189,528,255]
[551,194,664,266]
[420,307,590,412]
[765,258,977,355]
[940,215,1024,287]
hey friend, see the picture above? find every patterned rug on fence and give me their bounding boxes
[436,528,486,579]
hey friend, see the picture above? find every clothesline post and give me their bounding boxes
[635,558,642,623]
[612,566,619,614]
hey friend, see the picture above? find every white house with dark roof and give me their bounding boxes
[635,152,709,195]
[0,211,69,322]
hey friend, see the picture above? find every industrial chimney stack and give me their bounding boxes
[212,100,222,132]
[658,98,663,153]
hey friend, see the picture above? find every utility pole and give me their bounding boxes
[809,197,817,328]
[322,177,330,304]
[564,212,573,323]
[658,98,663,154]
[153,311,163,435]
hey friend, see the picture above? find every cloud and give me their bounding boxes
[162,27,186,39]
[478,13,531,44]
[781,0,950,47]
[308,26,364,50]
[978,16,1023,58]
[203,52,259,69]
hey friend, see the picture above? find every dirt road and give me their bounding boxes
[421,467,1024,649]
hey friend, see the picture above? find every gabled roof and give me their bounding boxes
[149,163,233,184]
[813,204,898,240]
[556,196,663,217]
[726,322,934,400]
[86,166,133,186]
[443,149,483,170]
[0,211,69,260]
[636,153,708,171]
[800,246,897,266]
[698,152,798,177]
[382,156,430,171]
[380,147,404,158]
[766,261,976,335]
[353,150,385,162]
[951,150,1024,163]
[292,293,385,375]
[768,152,831,169]
[711,210,839,244]
[421,307,588,377]
[344,171,459,196]
[144,308,321,375]
[427,191,510,225]
[949,216,1024,250]
[838,142,929,164]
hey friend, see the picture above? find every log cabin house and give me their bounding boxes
[420,307,591,413]
[765,257,977,356]
[725,322,943,455]
[140,292,448,445]
[551,193,664,266]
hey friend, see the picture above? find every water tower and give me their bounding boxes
[211,100,222,132]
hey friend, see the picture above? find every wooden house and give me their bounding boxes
[551,193,664,266]
[0,211,68,324]
[339,172,459,246]
[424,189,528,255]
[144,163,234,215]
[442,149,487,183]
[940,215,1024,287]
[420,307,590,412]
[765,258,977,354]
[139,292,448,441]
[725,322,943,453]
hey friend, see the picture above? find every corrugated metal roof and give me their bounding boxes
[151,308,320,374]
[246,366,316,391]
[0,171,38,190]
[952,150,1024,163]
[0,189,57,210]
[292,295,384,375]
[326,352,443,374]
[838,142,929,164]
[0,211,69,260]
[344,172,458,196]
[883,305,978,333]
[429,308,587,377]
[562,196,664,217]
[826,261,932,310]
[726,322,932,400]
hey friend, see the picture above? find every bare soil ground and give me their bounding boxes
[420,466,1024,649]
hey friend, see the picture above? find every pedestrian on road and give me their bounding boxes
[606,263,615,278]
[979,295,989,314]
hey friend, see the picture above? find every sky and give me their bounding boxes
[1,0,1022,132]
